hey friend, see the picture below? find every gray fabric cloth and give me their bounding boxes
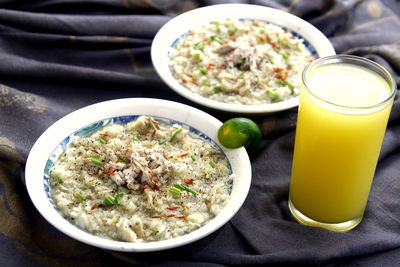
[0,0,399,266]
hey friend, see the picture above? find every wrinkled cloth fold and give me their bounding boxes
[0,0,399,266]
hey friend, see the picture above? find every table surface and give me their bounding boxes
[0,0,399,266]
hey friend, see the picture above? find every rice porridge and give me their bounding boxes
[49,115,232,243]
[169,19,315,105]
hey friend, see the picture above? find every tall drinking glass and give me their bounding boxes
[288,55,397,232]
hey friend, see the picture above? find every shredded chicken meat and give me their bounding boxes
[104,143,172,191]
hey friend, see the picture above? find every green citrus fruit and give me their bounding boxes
[218,117,262,154]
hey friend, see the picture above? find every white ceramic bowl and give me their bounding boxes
[25,98,251,252]
[151,4,336,114]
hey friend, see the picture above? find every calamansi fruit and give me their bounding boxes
[218,117,262,154]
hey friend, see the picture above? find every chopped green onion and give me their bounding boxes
[175,184,197,196]
[273,48,280,54]
[186,187,198,195]
[105,196,114,206]
[272,95,278,102]
[260,29,265,34]
[84,185,92,190]
[76,192,86,201]
[270,58,275,64]
[204,81,211,87]
[116,159,124,163]
[195,53,200,61]
[58,177,63,184]
[278,79,286,86]
[174,184,185,190]
[104,193,123,206]
[210,35,223,45]
[191,155,196,161]
[214,86,221,93]
[133,134,138,141]
[159,139,167,145]
[98,137,106,144]
[199,68,207,75]
[193,41,201,49]
[114,193,123,205]
[279,39,287,47]
[228,28,238,35]
[236,59,244,65]
[169,128,183,142]
[281,52,289,60]
[239,71,245,77]
[89,154,100,158]
[149,120,156,130]
[153,227,159,235]
[91,159,103,166]
[286,82,295,90]
[169,187,181,195]
[209,160,216,168]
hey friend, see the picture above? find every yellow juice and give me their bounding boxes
[289,62,394,226]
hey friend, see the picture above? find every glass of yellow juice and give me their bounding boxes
[288,55,397,232]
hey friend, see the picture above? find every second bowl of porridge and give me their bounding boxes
[152,4,335,114]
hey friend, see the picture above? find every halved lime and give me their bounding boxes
[218,117,262,154]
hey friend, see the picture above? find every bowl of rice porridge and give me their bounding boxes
[151,4,335,114]
[25,98,251,252]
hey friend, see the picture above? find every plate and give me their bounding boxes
[151,4,336,114]
[25,98,251,252]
